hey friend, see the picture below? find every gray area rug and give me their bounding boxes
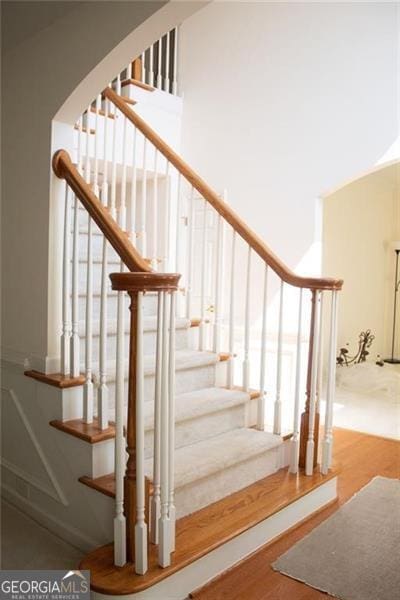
[272,477,400,600]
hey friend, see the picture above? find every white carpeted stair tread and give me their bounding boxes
[78,316,190,337]
[92,349,219,383]
[144,428,282,489]
[138,387,249,431]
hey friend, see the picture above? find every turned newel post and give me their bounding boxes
[299,289,319,469]
[124,290,151,563]
[110,272,180,571]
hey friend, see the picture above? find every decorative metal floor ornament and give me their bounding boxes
[336,330,375,366]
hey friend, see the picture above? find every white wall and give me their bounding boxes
[1,0,204,370]
[323,162,400,360]
[179,1,399,282]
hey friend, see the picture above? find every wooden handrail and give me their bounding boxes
[104,87,343,292]
[52,149,151,273]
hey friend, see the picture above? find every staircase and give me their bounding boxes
[23,36,342,598]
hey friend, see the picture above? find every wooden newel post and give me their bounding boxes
[299,290,319,469]
[124,291,151,563]
[110,272,181,567]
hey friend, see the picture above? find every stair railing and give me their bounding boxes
[122,27,179,94]
[53,149,180,572]
[55,76,342,575]
[104,85,343,477]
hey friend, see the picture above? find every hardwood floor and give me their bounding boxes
[190,428,400,600]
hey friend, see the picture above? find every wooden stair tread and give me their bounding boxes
[50,418,115,443]
[74,124,95,135]
[120,78,156,92]
[89,105,116,119]
[25,370,85,388]
[79,473,116,498]
[56,386,260,446]
[80,465,339,595]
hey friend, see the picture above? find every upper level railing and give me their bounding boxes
[117,27,179,95]
[54,74,342,575]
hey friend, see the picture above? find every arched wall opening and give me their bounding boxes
[321,160,400,362]
[1,0,204,372]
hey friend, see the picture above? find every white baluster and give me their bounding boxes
[114,177,127,564]
[257,264,268,430]
[130,126,137,243]
[149,44,154,86]
[127,61,133,80]
[77,115,84,175]
[157,38,162,89]
[175,176,184,316]
[139,138,147,256]
[164,32,170,92]
[110,86,119,219]
[151,150,158,268]
[120,112,128,229]
[289,288,304,473]
[93,95,101,196]
[159,291,171,568]
[135,291,148,575]
[141,52,146,84]
[101,93,109,207]
[83,214,94,423]
[164,162,172,273]
[306,290,322,475]
[186,186,195,319]
[70,194,80,378]
[151,292,163,544]
[61,185,72,376]
[113,283,126,566]
[273,280,284,435]
[227,230,237,388]
[168,292,176,552]
[199,198,207,350]
[172,27,178,95]
[174,174,182,273]
[84,106,91,186]
[243,246,251,391]
[316,293,324,415]
[98,236,109,430]
[321,291,339,475]
[213,212,225,354]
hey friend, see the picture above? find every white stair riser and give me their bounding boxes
[74,262,126,296]
[144,404,246,459]
[78,292,159,320]
[95,403,247,474]
[77,232,122,262]
[175,444,287,519]
[106,363,217,410]
[79,326,189,363]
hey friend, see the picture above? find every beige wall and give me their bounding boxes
[322,162,400,360]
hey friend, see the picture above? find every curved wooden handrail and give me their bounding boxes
[105,87,343,291]
[53,149,151,273]
[110,272,181,293]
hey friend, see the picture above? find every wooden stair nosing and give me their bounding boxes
[79,473,116,498]
[120,78,156,92]
[25,370,85,389]
[89,105,116,119]
[79,465,339,595]
[74,124,95,135]
[50,418,116,443]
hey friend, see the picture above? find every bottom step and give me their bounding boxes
[80,466,339,598]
